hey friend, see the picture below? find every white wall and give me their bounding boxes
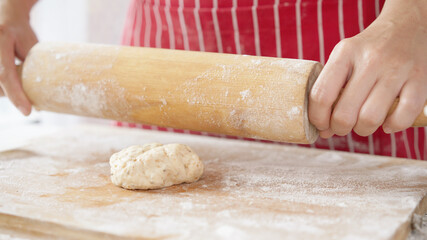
[31,0,89,42]
[0,0,131,127]
[31,0,131,44]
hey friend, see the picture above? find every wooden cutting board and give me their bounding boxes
[0,124,426,240]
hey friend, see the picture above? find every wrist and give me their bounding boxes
[379,0,427,27]
[0,0,37,22]
[8,0,37,12]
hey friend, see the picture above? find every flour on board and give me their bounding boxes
[4,125,426,239]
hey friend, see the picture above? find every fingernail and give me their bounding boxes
[383,126,391,134]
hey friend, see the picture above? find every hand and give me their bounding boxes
[0,0,38,115]
[309,0,427,138]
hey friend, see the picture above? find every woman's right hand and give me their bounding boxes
[0,0,38,115]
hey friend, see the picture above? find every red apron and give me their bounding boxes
[120,0,426,160]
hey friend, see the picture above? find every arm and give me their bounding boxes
[308,0,427,137]
[0,0,38,115]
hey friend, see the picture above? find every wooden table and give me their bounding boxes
[0,124,426,239]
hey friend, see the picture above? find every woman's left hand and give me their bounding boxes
[308,0,427,138]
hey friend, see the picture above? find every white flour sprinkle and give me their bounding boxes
[239,90,251,100]
[180,201,193,210]
[216,225,247,239]
[251,59,262,65]
[55,53,67,60]
[287,106,301,119]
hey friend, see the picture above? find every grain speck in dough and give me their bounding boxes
[109,143,204,190]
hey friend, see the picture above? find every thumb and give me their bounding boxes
[0,31,32,115]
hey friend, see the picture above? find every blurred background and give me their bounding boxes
[0,0,131,148]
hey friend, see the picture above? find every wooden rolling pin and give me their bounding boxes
[20,42,427,144]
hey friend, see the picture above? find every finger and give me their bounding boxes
[319,129,334,139]
[383,80,427,133]
[0,69,32,115]
[0,29,32,115]
[0,87,4,96]
[309,40,353,131]
[353,74,404,136]
[330,63,377,136]
[15,25,38,60]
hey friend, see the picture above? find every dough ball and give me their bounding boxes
[109,143,204,190]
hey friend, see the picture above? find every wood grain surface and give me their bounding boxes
[21,42,321,144]
[0,124,426,240]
